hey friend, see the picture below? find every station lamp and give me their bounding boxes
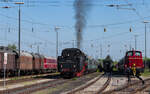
[104,28,106,32]
[129,27,132,32]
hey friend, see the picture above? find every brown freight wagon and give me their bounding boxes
[19,51,33,74]
[31,53,41,73]
[0,46,17,76]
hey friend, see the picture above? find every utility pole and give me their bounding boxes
[3,53,7,90]
[143,21,149,68]
[107,44,111,55]
[100,44,102,59]
[129,27,132,51]
[130,44,132,50]
[2,3,24,77]
[72,40,75,48]
[91,40,94,57]
[15,2,24,77]
[18,4,21,77]
[124,44,127,52]
[37,45,39,54]
[134,35,138,50]
[55,27,60,58]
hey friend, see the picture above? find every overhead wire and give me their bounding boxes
[1,0,150,29]
[142,0,150,15]
[124,0,144,20]
[88,15,150,28]
[0,0,150,46]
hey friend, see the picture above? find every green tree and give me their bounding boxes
[7,44,17,50]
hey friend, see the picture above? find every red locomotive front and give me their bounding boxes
[125,50,144,73]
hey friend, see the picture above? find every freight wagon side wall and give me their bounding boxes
[19,52,33,70]
[34,57,40,70]
[32,54,41,70]
[7,54,16,70]
[0,53,3,70]
[0,52,16,71]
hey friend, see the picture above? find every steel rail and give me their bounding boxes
[103,78,150,94]
[0,73,60,86]
[129,81,150,94]
[96,74,111,94]
[0,78,64,94]
[67,73,105,94]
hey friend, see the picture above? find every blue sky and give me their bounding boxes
[0,0,150,61]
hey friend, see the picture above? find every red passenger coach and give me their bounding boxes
[125,50,144,73]
[44,57,57,72]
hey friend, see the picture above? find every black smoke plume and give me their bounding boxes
[74,0,92,49]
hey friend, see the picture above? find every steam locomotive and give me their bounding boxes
[57,48,98,77]
[102,55,113,73]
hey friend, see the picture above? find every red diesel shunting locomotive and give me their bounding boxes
[124,50,145,84]
[124,50,144,73]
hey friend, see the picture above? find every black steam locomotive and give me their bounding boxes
[57,48,98,77]
[102,55,113,73]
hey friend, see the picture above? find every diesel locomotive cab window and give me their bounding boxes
[127,52,133,56]
[135,52,141,56]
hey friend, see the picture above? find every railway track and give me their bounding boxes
[32,72,102,94]
[129,82,150,94]
[103,78,150,94]
[96,74,111,94]
[0,73,61,94]
[124,79,150,94]
[0,72,101,94]
[0,77,64,94]
[0,73,59,86]
[0,72,59,81]
[66,73,111,94]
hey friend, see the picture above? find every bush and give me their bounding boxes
[143,58,150,68]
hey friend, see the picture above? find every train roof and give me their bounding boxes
[62,48,84,56]
[0,46,17,54]
[20,51,32,57]
[62,48,83,54]
[63,48,81,51]
[44,56,56,60]
[31,53,40,58]
[126,50,142,53]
